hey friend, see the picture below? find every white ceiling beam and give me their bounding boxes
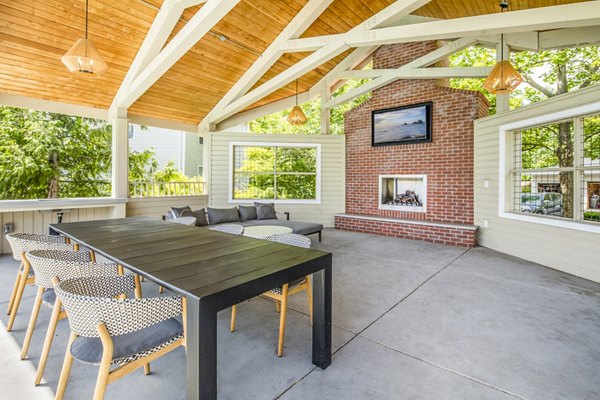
[335,66,492,80]
[284,2,600,51]
[480,26,600,52]
[323,37,479,109]
[0,92,107,120]
[163,0,208,7]
[116,0,240,111]
[203,0,334,129]
[109,1,187,118]
[210,0,431,126]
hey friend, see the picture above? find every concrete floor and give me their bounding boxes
[1,228,599,399]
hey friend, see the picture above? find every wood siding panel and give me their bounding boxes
[126,195,209,220]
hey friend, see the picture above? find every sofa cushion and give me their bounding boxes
[242,219,322,236]
[191,208,209,226]
[70,317,183,365]
[238,205,257,222]
[255,203,277,220]
[170,206,193,219]
[207,207,240,225]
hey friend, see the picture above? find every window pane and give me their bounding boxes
[276,147,317,173]
[520,122,574,169]
[514,171,572,219]
[276,174,316,200]
[233,173,274,199]
[581,115,600,222]
[234,146,275,173]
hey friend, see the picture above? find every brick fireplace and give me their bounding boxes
[335,41,489,247]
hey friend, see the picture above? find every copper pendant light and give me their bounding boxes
[61,0,108,77]
[483,1,523,94]
[287,79,307,126]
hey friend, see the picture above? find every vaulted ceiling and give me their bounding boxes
[0,0,591,125]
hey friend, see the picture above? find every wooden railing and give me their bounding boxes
[129,181,205,197]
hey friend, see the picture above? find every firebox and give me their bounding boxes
[379,175,427,212]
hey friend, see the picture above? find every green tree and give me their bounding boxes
[0,106,195,200]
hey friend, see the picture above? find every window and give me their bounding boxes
[510,113,600,224]
[128,124,135,140]
[230,143,320,202]
[197,166,203,177]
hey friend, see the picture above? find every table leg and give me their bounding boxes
[312,256,332,369]
[186,295,217,400]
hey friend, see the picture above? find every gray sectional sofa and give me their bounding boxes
[163,204,323,242]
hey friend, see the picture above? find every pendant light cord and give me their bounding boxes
[295,79,299,106]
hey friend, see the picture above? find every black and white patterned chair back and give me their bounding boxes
[55,276,182,338]
[265,233,311,249]
[6,233,69,261]
[26,250,117,289]
[209,224,244,235]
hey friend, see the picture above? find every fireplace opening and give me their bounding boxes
[379,175,427,212]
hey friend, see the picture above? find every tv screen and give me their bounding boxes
[372,102,432,146]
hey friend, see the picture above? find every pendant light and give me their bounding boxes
[287,79,307,126]
[61,0,108,76]
[483,1,523,94]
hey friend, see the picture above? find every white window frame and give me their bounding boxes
[228,141,321,204]
[498,100,600,234]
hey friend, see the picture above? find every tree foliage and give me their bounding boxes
[0,106,194,200]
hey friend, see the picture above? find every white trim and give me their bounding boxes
[0,93,107,120]
[378,174,427,213]
[498,100,600,234]
[228,141,322,204]
[0,198,127,213]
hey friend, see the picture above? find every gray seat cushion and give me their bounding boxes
[70,317,183,365]
[242,219,323,235]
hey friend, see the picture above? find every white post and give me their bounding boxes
[495,37,510,114]
[320,87,331,135]
[110,110,129,218]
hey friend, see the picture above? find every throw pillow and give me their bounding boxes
[170,206,192,219]
[255,203,277,220]
[207,207,241,225]
[191,208,209,226]
[238,205,257,222]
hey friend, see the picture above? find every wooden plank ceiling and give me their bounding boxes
[0,0,590,125]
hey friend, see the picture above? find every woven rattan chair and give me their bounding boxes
[54,275,186,400]
[22,250,121,385]
[5,233,78,332]
[230,233,312,357]
[208,224,245,235]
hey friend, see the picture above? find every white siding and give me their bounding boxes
[184,133,203,177]
[1,207,111,254]
[474,84,600,283]
[208,133,345,227]
[129,125,184,171]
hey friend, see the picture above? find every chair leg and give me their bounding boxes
[133,275,150,374]
[306,276,313,324]
[55,332,77,400]
[89,250,96,262]
[7,261,23,315]
[275,300,281,313]
[21,286,44,359]
[94,323,114,400]
[230,305,237,332]
[159,286,164,294]
[277,284,289,357]
[318,231,322,243]
[7,258,31,332]
[36,299,63,385]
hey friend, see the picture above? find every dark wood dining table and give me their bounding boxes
[49,217,332,400]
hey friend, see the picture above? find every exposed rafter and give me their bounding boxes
[206,0,432,128]
[284,2,600,51]
[479,26,600,52]
[111,0,240,116]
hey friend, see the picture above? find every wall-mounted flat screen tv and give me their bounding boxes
[372,102,432,146]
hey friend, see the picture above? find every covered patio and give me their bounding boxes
[2,228,599,399]
[2,0,600,399]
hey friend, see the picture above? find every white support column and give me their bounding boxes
[111,111,129,203]
[320,87,331,135]
[495,38,510,114]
